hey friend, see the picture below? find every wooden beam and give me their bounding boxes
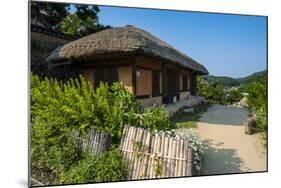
[132,59,137,95]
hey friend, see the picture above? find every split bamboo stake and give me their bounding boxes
[187,147,193,176]
[164,135,170,178]
[137,129,147,179]
[178,138,184,176]
[167,137,173,178]
[134,128,144,179]
[182,139,187,176]
[128,127,136,180]
[174,135,180,177]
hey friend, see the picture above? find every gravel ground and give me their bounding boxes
[197,104,267,175]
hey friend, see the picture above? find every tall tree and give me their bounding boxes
[31,2,110,36]
[30,2,69,29]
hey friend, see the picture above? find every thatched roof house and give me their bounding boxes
[47,25,208,107]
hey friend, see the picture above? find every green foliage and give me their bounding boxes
[152,153,162,177]
[203,75,240,87]
[141,106,170,133]
[31,75,136,184]
[63,148,128,184]
[197,76,225,104]
[225,89,243,104]
[31,2,110,37]
[31,75,138,142]
[246,82,267,131]
[238,70,267,86]
[31,2,69,27]
[203,70,266,87]
[59,12,111,37]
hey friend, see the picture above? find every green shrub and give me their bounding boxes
[246,82,267,132]
[63,148,128,184]
[31,75,136,184]
[135,106,170,133]
[225,89,243,104]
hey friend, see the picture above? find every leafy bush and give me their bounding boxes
[125,106,171,134]
[63,148,128,184]
[31,75,137,184]
[197,76,225,104]
[225,89,243,104]
[246,82,267,132]
[142,106,170,133]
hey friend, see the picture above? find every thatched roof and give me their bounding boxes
[47,25,208,74]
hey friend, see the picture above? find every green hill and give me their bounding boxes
[204,70,267,87]
[237,70,267,85]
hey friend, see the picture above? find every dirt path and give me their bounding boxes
[196,104,267,175]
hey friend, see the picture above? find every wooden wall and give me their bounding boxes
[135,56,162,70]
[81,56,198,106]
[136,69,152,96]
[82,68,94,85]
[118,66,133,93]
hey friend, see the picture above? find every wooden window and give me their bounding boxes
[182,74,188,91]
[94,67,118,88]
[152,70,161,97]
[106,67,118,85]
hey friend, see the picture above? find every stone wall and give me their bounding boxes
[137,96,162,109]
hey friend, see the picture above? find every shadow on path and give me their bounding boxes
[199,104,250,126]
[200,139,247,175]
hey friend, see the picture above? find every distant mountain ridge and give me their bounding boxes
[204,70,267,87]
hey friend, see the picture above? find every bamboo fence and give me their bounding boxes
[71,128,111,155]
[120,125,193,180]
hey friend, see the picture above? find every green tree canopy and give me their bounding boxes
[31,2,111,37]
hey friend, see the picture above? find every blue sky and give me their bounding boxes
[72,5,267,78]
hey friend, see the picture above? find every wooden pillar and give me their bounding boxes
[176,68,180,100]
[162,63,167,103]
[132,62,137,95]
[193,73,197,96]
[190,72,196,96]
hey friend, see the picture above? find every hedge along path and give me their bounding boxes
[120,125,193,180]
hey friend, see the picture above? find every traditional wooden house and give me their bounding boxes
[47,25,208,107]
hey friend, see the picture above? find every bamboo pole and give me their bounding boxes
[124,125,132,160]
[148,135,155,178]
[171,138,177,177]
[167,137,173,178]
[120,125,128,150]
[128,127,137,180]
[164,135,170,178]
[182,139,187,176]
[95,130,101,154]
[92,128,97,154]
[141,130,151,179]
[152,134,159,178]
[96,130,100,153]
[187,147,193,176]
[174,135,180,177]
[138,129,147,179]
[160,133,165,178]
[178,138,184,176]
[134,128,144,179]
[131,127,141,179]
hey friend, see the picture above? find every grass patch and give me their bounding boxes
[170,104,209,129]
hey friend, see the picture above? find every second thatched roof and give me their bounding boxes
[47,25,208,74]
